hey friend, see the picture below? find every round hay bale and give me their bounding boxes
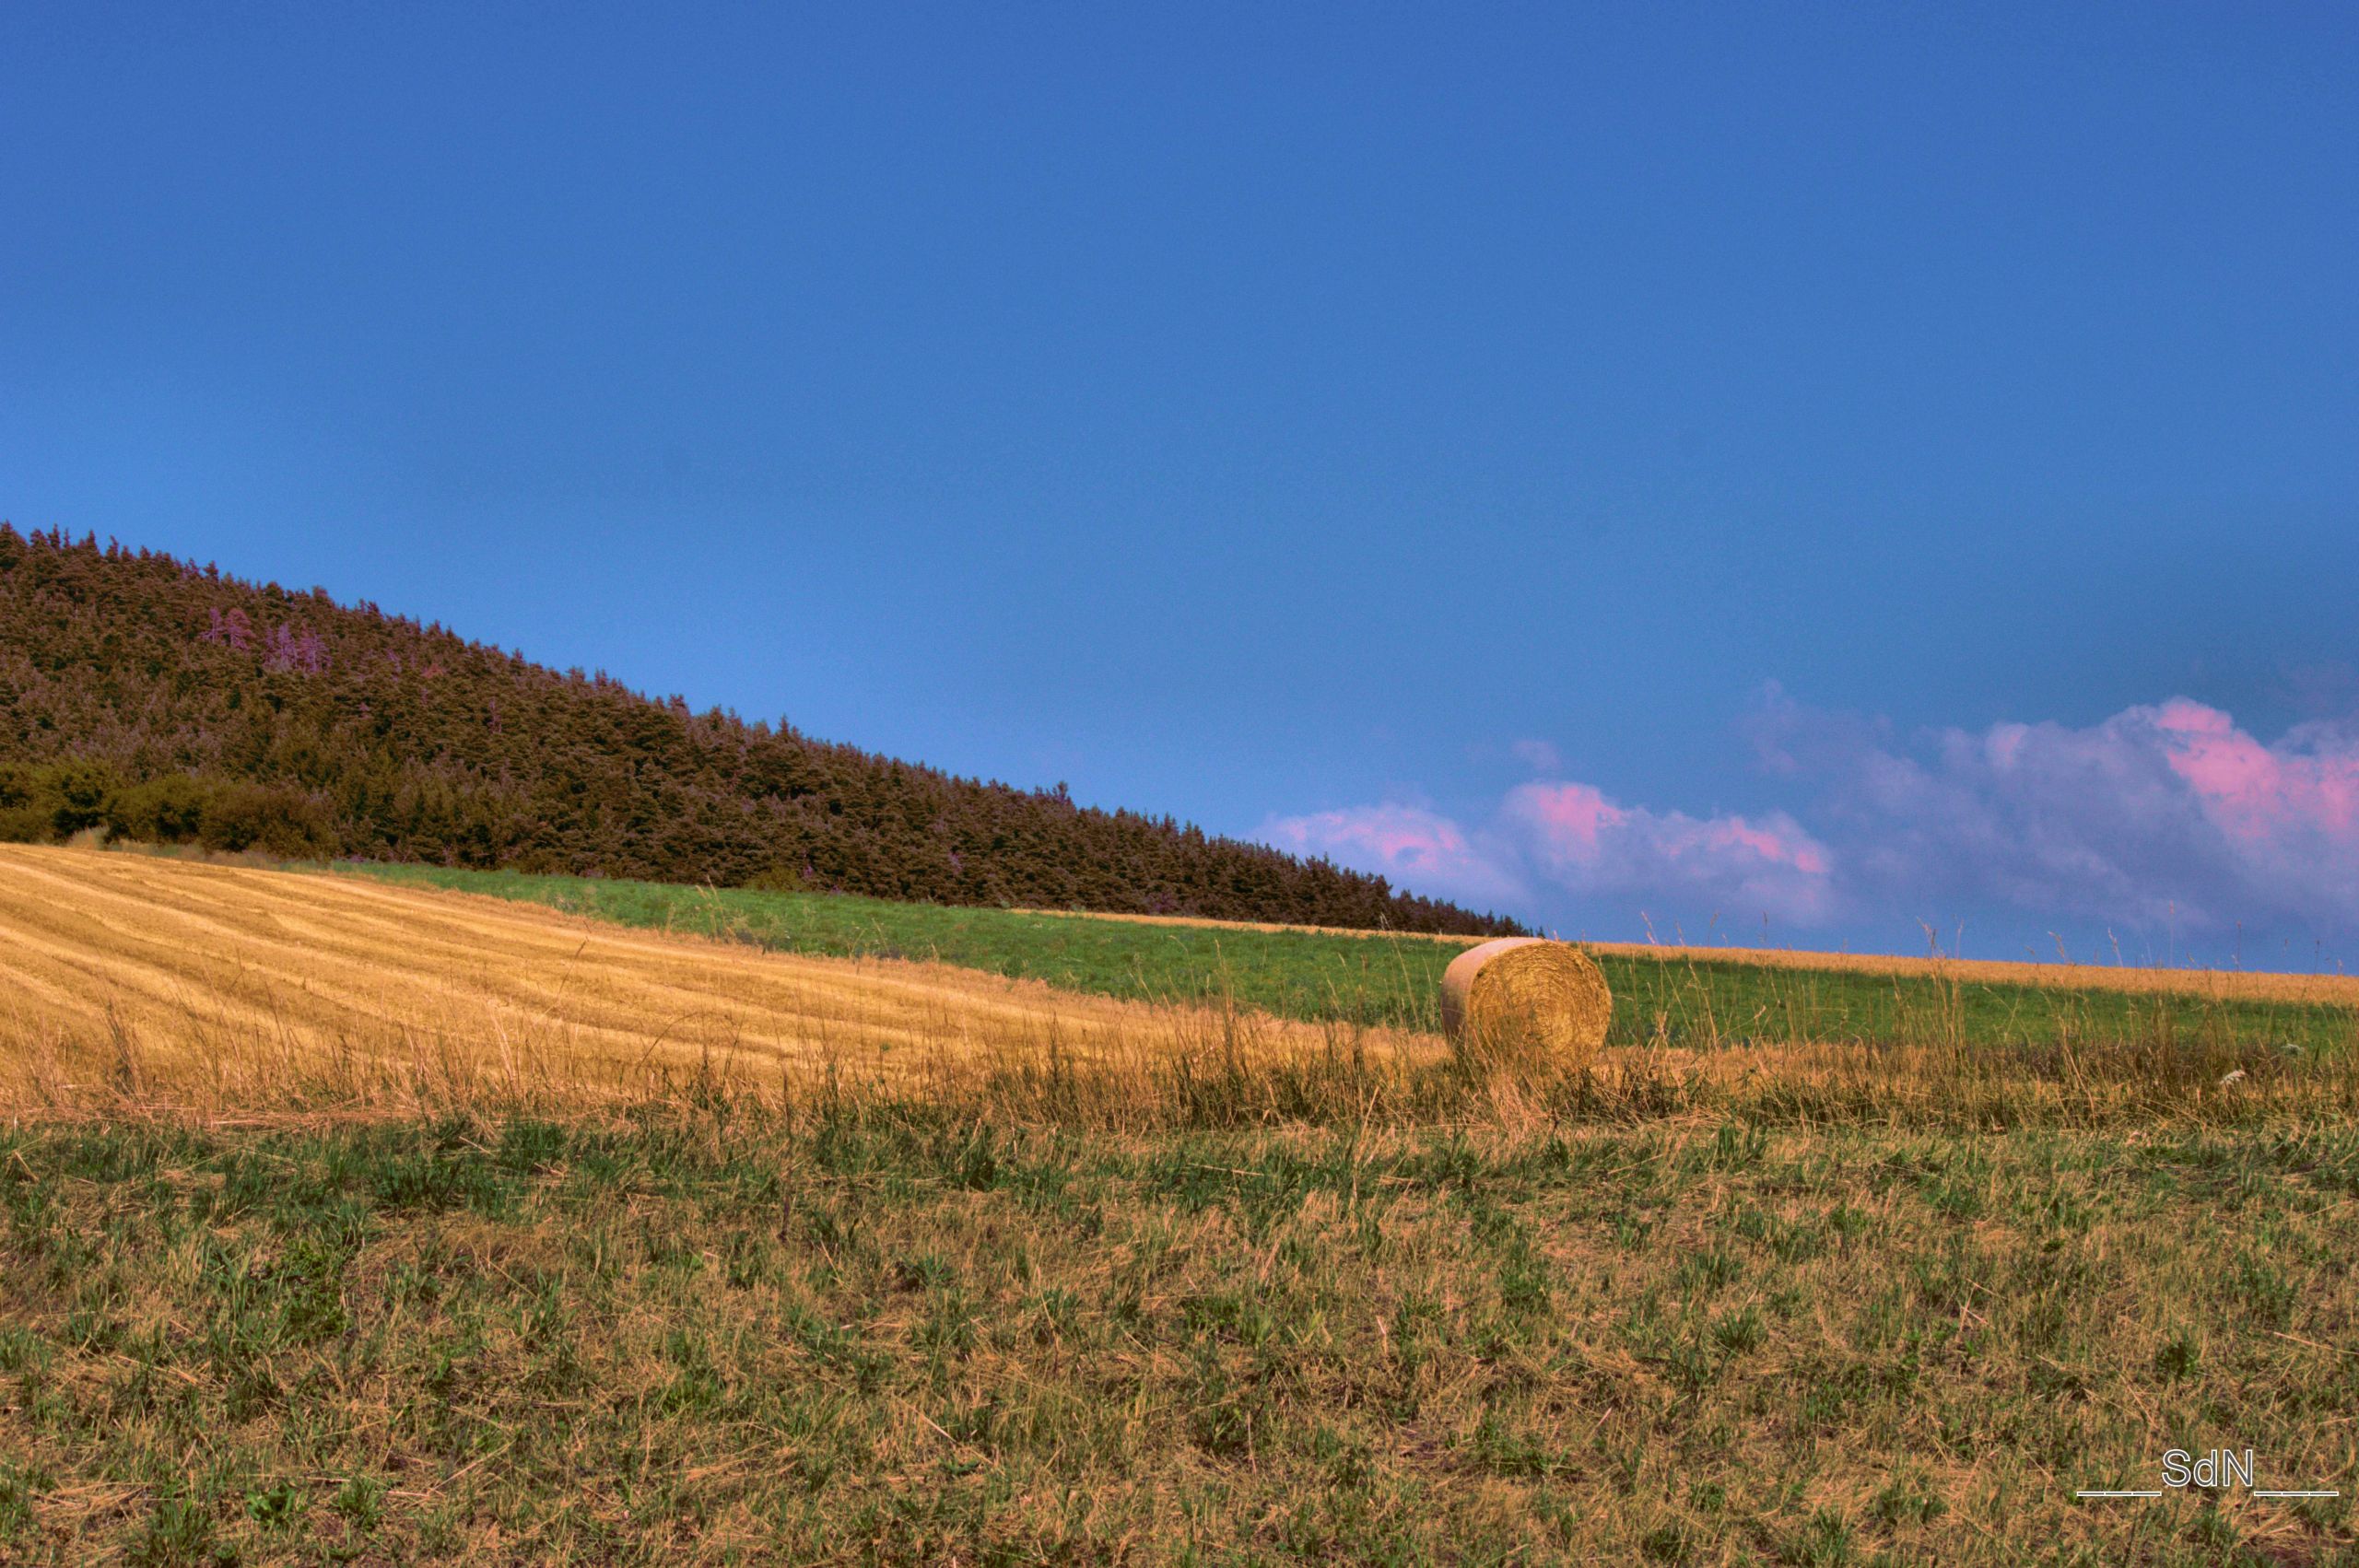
[1438,937,1613,1071]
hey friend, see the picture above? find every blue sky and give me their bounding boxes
[7,5,2358,963]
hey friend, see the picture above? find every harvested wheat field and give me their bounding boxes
[0,845,1441,1112]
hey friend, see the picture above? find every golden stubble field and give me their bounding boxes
[0,846,1443,1114]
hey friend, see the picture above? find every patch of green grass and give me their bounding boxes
[3,1107,2353,1562]
[324,862,2359,1054]
[1604,950,2358,1058]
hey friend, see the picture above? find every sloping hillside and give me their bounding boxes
[0,845,1439,1106]
[0,527,1521,933]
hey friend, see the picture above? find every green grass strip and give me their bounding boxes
[324,863,2358,1051]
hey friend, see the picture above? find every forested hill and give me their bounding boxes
[0,528,1524,936]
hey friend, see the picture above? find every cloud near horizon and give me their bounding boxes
[1261,779,1836,927]
[1262,696,2359,942]
[1259,802,1530,909]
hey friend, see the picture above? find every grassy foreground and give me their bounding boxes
[8,854,2353,1562]
[3,1103,2354,1565]
[334,863,2359,1054]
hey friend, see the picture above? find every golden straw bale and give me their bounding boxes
[1438,937,1613,1071]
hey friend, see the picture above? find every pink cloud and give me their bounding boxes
[1273,696,2359,942]
[1758,694,2359,934]
[1260,803,1527,908]
[1505,782,1835,922]
[1263,782,1835,928]
[1508,781,1625,850]
[2153,698,2359,842]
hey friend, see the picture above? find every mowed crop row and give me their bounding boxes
[0,847,1439,1112]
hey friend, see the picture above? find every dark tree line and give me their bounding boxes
[0,526,1527,936]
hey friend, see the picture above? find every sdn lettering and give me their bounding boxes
[2162,1449,2255,1491]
